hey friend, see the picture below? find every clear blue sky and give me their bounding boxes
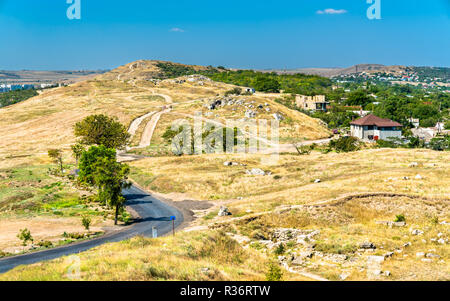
[0,0,448,70]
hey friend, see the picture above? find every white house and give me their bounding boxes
[350,114,402,142]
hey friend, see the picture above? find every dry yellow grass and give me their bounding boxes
[0,231,310,281]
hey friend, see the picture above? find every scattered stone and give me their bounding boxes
[367,255,385,264]
[218,206,232,216]
[437,233,444,238]
[314,179,321,183]
[291,257,305,266]
[416,252,425,258]
[246,168,268,176]
[272,113,284,121]
[411,229,424,235]
[384,271,391,277]
[415,174,423,180]
[376,221,406,227]
[438,238,446,245]
[245,110,256,118]
[298,251,314,259]
[384,252,394,259]
[360,242,376,250]
[421,258,433,263]
[409,162,419,167]
[425,253,440,259]
[223,161,239,166]
[339,273,350,280]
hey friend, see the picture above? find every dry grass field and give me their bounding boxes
[0,60,448,281]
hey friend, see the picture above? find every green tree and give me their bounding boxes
[71,143,85,166]
[93,157,131,225]
[78,145,116,186]
[74,114,130,149]
[17,228,33,247]
[48,149,64,174]
[266,262,283,281]
[345,90,372,107]
[253,77,281,93]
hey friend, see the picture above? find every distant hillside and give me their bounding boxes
[265,64,450,80]
[0,70,108,85]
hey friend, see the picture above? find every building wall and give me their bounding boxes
[351,125,401,141]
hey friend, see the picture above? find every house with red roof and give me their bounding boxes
[350,114,402,141]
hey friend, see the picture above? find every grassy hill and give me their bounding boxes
[1,60,448,281]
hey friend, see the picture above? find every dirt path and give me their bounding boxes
[127,111,157,137]
[138,108,171,148]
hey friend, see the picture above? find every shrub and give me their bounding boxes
[37,240,53,248]
[17,228,33,246]
[82,215,92,231]
[266,262,283,281]
[328,136,361,153]
[224,87,242,96]
[273,243,285,255]
[394,214,406,222]
[62,232,86,240]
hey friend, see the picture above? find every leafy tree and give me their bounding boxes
[71,143,85,166]
[74,114,130,149]
[78,145,116,186]
[345,90,372,107]
[253,77,281,93]
[266,262,283,281]
[429,136,450,151]
[48,149,64,174]
[93,157,131,225]
[17,228,33,247]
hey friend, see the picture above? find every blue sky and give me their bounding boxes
[0,0,448,70]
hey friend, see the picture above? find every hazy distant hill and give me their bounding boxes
[0,70,108,85]
[264,64,450,80]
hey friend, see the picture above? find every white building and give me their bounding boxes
[350,114,402,142]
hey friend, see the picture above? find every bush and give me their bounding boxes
[17,228,33,246]
[62,232,86,240]
[224,87,242,96]
[394,214,406,222]
[37,240,53,248]
[273,243,285,255]
[328,136,361,153]
[82,215,92,231]
[266,262,283,281]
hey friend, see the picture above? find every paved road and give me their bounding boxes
[0,185,183,274]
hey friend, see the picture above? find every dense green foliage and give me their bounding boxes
[206,70,332,95]
[74,114,130,149]
[154,62,332,95]
[0,89,38,108]
[327,136,361,153]
[78,145,130,225]
[78,145,116,186]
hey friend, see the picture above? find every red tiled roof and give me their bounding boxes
[350,114,402,127]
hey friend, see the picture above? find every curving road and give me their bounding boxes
[0,185,183,274]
